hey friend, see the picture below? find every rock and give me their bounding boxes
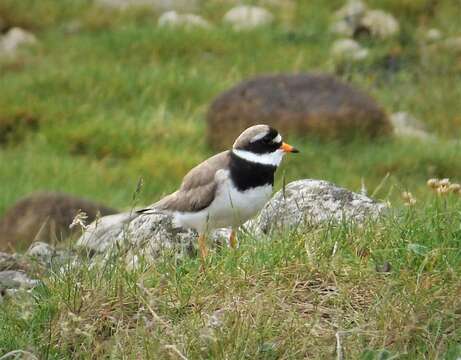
[206,74,391,150]
[94,0,199,12]
[223,5,274,31]
[390,112,433,140]
[331,3,399,39]
[360,10,399,39]
[0,192,118,251]
[249,179,387,234]
[0,270,38,290]
[77,210,232,267]
[26,242,56,262]
[0,252,28,271]
[331,38,369,61]
[425,28,442,42]
[0,27,37,59]
[158,11,211,29]
[76,212,138,253]
[25,241,77,268]
[331,20,355,37]
[331,0,367,37]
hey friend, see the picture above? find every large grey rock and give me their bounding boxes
[95,0,199,12]
[76,212,138,253]
[77,210,232,267]
[223,5,274,31]
[0,27,37,59]
[78,181,386,263]
[158,11,211,29]
[249,180,387,234]
[0,271,38,290]
[120,212,194,253]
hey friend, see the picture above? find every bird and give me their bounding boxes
[137,124,299,264]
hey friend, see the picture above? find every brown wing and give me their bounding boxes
[142,151,231,213]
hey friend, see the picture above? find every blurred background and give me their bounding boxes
[1,0,461,247]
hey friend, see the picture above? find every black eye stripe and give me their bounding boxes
[242,134,281,153]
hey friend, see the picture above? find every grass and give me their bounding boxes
[1,0,461,213]
[0,195,460,358]
[1,0,461,358]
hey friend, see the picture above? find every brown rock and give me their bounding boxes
[206,74,391,150]
[0,192,117,251]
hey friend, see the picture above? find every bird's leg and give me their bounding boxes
[198,233,208,265]
[229,229,237,249]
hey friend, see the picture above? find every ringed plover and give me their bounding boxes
[137,124,299,263]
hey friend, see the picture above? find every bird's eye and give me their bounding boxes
[263,136,272,143]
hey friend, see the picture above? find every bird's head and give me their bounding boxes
[232,124,299,166]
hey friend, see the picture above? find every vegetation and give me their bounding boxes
[0,0,460,358]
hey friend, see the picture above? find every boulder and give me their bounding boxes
[78,180,386,265]
[77,210,232,267]
[223,5,274,31]
[77,212,139,253]
[0,27,37,59]
[248,179,387,235]
[0,270,38,290]
[331,2,399,39]
[25,241,56,265]
[158,11,211,29]
[360,10,399,39]
[331,0,368,37]
[0,192,118,251]
[206,74,391,150]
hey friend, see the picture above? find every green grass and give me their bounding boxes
[1,0,461,358]
[1,0,461,213]
[1,197,460,358]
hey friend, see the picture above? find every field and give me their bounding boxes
[0,0,460,358]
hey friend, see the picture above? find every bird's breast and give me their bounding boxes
[209,177,272,227]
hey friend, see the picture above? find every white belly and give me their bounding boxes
[174,179,272,233]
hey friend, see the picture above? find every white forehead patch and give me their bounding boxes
[273,134,282,143]
[250,131,268,143]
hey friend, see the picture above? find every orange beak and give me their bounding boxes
[280,142,299,153]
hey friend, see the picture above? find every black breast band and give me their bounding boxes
[229,152,277,191]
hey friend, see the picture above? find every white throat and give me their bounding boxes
[232,149,284,166]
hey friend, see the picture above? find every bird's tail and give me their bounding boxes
[136,207,163,215]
